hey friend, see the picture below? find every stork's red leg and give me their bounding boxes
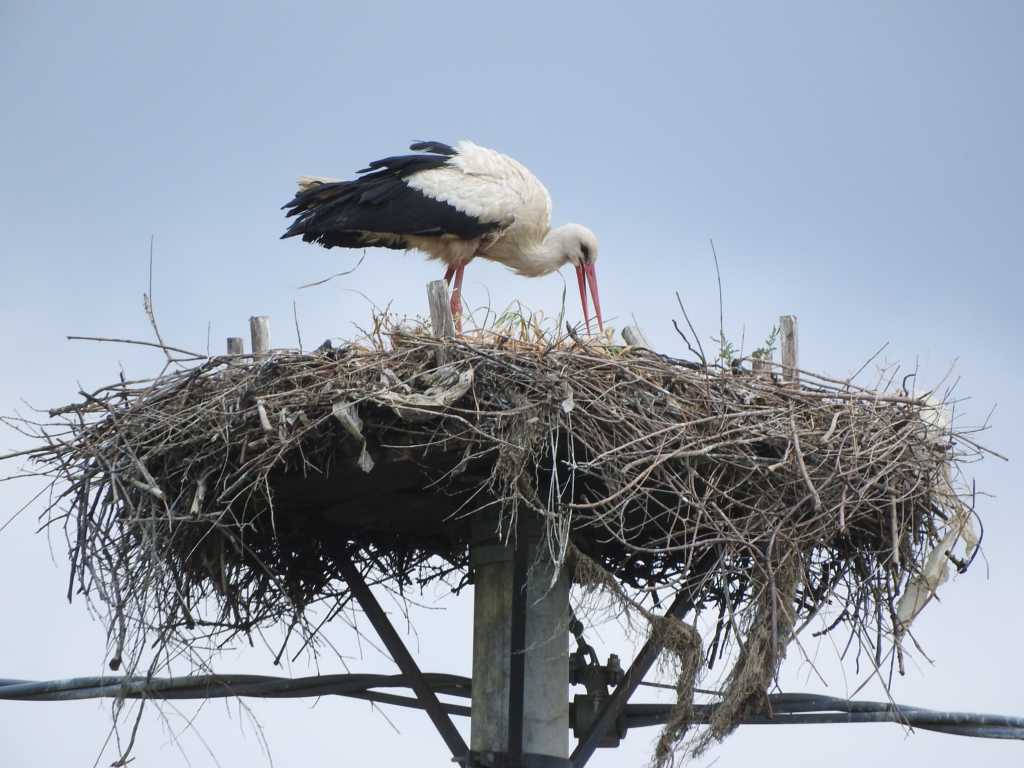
[450,263,466,333]
[443,264,456,284]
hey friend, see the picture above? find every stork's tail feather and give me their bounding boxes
[280,175,418,250]
[281,179,354,241]
[296,175,339,193]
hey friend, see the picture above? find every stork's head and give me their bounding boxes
[552,223,603,334]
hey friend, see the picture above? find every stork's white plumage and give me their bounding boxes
[282,140,603,331]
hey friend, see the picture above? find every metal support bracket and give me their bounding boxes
[338,550,469,763]
[569,585,699,768]
[569,648,626,748]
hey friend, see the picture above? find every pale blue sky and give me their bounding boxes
[1,2,1022,766]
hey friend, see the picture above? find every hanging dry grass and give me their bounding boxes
[1,312,990,760]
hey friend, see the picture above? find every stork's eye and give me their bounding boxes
[581,244,590,260]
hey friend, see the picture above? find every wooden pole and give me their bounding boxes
[470,517,569,763]
[427,280,456,365]
[226,337,244,356]
[622,325,651,350]
[427,280,456,338]
[249,316,270,360]
[779,315,799,386]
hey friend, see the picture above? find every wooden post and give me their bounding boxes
[427,281,456,365]
[751,356,769,379]
[249,316,270,360]
[426,281,456,338]
[622,325,651,349]
[226,337,244,356]
[779,314,799,385]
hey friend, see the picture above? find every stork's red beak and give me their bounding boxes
[575,263,604,334]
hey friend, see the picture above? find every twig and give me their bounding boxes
[66,336,205,359]
[143,236,173,364]
[297,253,366,289]
[710,238,725,359]
[293,301,304,353]
[673,292,707,367]
[790,408,823,512]
[847,341,891,387]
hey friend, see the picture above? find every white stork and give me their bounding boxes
[281,140,603,332]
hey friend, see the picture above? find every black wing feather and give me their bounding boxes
[409,140,457,155]
[282,141,498,251]
[357,152,451,174]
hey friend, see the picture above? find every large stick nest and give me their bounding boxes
[6,318,986,759]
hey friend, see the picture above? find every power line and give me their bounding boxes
[2,673,1021,740]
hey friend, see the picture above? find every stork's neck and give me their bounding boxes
[520,236,570,277]
[483,225,575,276]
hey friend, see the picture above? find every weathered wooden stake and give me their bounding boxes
[226,337,244,356]
[249,316,270,360]
[751,356,769,378]
[427,280,456,365]
[622,325,651,350]
[779,314,799,386]
[426,281,456,338]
